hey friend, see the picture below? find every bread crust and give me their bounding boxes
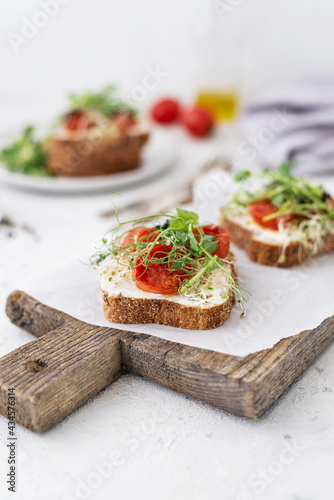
[101,291,234,330]
[100,255,237,330]
[222,216,334,267]
[45,131,149,177]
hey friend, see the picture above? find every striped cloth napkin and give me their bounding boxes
[240,79,334,174]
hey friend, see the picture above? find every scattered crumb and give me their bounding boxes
[0,216,14,227]
[0,214,39,240]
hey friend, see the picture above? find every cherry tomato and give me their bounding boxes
[64,110,94,131]
[121,227,157,251]
[248,199,295,230]
[133,244,185,295]
[202,225,230,259]
[181,107,214,137]
[151,98,180,124]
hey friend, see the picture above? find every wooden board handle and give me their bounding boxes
[6,290,72,337]
[3,291,334,431]
[2,292,124,432]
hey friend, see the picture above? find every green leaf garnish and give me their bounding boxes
[202,240,219,254]
[176,207,199,224]
[225,163,334,223]
[67,85,136,117]
[271,193,285,207]
[235,170,251,182]
[278,163,292,178]
[0,126,52,177]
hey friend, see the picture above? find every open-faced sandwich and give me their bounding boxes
[0,85,149,178]
[45,85,149,177]
[221,164,334,267]
[92,208,248,330]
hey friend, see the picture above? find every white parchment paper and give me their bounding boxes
[17,181,334,357]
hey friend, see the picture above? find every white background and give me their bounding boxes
[1,2,334,500]
[2,0,334,105]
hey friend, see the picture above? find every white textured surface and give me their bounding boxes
[3,0,334,100]
[0,120,334,500]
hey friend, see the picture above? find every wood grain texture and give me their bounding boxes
[2,290,334,432]
[2,293,124,432]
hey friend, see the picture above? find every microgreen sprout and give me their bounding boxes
[67,85,136,117]
[228,164,334,223]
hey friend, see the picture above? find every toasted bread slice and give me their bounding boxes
[100,252,237,330]
[45,131,149,177]
[222,215,334,267]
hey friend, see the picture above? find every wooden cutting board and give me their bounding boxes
[1,290,333,433]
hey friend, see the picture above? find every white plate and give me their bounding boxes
[0,128,176,194]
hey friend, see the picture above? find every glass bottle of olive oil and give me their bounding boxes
[190,5,241,122]
[196,90,238,121]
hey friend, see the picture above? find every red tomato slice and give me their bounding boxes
[133,244,185,295]
[151,98,180,124]
[64,110,94,131]
[112,113,137,132]
[248,199,286,230]
[198,225,230,259]
[121,227,157,251]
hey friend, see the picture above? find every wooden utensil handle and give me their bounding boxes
[3,291,334,432]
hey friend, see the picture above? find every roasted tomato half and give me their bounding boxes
[133,243,186,295]
[112,112,137,132]
[64,110,94,131]
[248,199,295,231]
[121,227,157,252]
[197,225,230,259]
